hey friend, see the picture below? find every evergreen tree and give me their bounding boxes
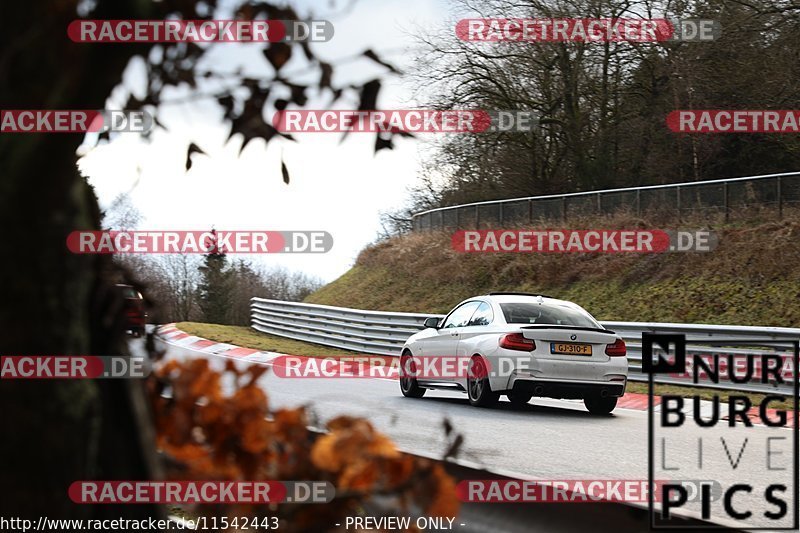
[197,229,233,324]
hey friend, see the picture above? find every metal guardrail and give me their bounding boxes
[411,171,800,230]
[251,298,428,355]
[251,298,799,394]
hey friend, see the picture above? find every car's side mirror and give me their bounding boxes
[423,317,440,329]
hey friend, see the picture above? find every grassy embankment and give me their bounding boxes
[306,214,800,325]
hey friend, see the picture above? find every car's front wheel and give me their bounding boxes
[584,396,618,415]
[467,356,499,408]
[399,352,425,398]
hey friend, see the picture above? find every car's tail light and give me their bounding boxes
[605,339,626,357]
[499,333,536,351]
[126,308,145,325]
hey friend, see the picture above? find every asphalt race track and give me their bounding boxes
[150,338,798,530]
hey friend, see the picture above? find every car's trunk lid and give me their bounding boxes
[519,325,618,361]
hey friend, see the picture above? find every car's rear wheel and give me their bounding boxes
[507,391,533,407]
[467,356,498,408]
[399,352,425,398]
[584,396,617,415]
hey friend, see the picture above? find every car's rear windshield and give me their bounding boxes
[499,302,601,328]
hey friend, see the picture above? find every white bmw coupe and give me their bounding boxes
[399,293,628,414]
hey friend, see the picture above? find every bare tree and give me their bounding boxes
[103,193,143,230]
[255,264,323,301]
[401,0,800,218]
[158,254,201,322]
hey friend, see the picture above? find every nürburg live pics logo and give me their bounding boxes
[645,333,798,529]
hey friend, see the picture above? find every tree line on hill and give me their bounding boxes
[383,0,800,233]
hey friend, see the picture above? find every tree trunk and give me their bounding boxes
[0,0,161,520]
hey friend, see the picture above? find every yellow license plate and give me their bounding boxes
[550,343,592,355]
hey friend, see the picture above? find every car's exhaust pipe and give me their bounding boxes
[534,386,544,395]
[600,388,609,398]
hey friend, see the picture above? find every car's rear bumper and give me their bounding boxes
[509,377,626,399]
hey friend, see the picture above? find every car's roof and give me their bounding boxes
[454,293,583,310]
[480,293,576,306]
[447,294,601,325]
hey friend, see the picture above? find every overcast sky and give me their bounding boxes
[78,0,457,282]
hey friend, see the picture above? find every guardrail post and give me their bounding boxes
[724,181,729,223]
[562,196,567,222]
[499,203,504,226]
[528,198,533,224]
[636,189,641,217]
[454,207,460,228]
[475,205,479,229]
[439,210,444,229]
[777,176,783,220]
[676,186,681,222]
[596,193,602,214]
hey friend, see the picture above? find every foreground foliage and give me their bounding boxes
[148,358,459,531]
